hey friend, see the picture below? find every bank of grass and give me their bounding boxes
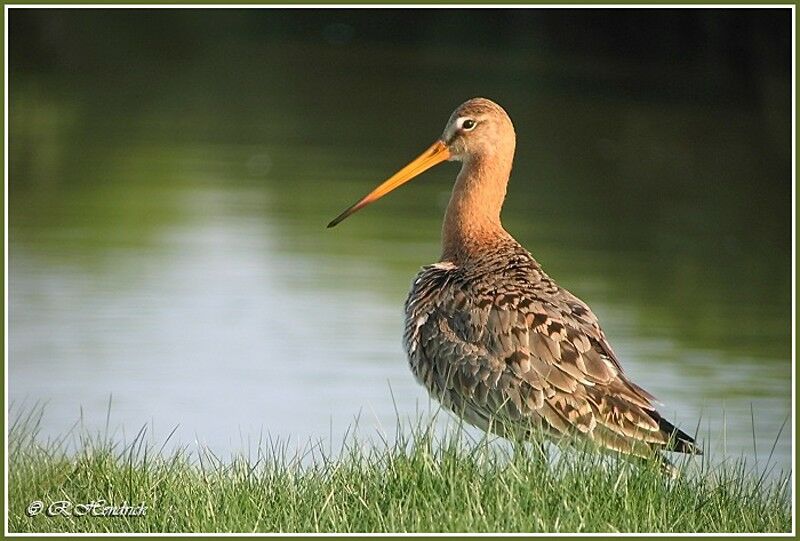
[8,409,792,533]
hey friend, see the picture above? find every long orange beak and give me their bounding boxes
[327,140,451,228]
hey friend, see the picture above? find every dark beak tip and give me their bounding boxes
[327,213,347,228]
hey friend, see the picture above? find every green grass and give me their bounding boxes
[8,409,792,533]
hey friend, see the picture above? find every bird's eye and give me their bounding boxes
[461,119,476,131]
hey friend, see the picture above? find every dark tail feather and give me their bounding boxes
[649,412,702,455]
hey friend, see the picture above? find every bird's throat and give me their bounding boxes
[441,156,512,263]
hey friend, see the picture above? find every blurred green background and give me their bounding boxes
[9,8,791,474]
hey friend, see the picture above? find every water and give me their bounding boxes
[9,16,791,477]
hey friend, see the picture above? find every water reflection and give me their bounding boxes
[9,27,791,478]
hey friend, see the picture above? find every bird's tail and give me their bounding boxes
[650,412,702,455]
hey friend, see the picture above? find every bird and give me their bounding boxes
[328,97,700,474]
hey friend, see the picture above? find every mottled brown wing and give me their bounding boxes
[405,263,685,458]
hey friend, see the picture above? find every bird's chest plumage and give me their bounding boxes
[402,248,545,409]
[405,263,462,387]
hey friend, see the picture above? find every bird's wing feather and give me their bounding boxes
[405,261,694,457]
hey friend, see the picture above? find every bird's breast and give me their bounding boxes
[402,263,461,386]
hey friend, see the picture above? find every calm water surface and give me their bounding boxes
[9,40,791,476]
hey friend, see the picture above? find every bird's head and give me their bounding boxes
[327,97,514,228]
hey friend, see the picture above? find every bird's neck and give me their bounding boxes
[441,153,513,263]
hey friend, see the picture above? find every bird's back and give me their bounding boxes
[403,236,699,460]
